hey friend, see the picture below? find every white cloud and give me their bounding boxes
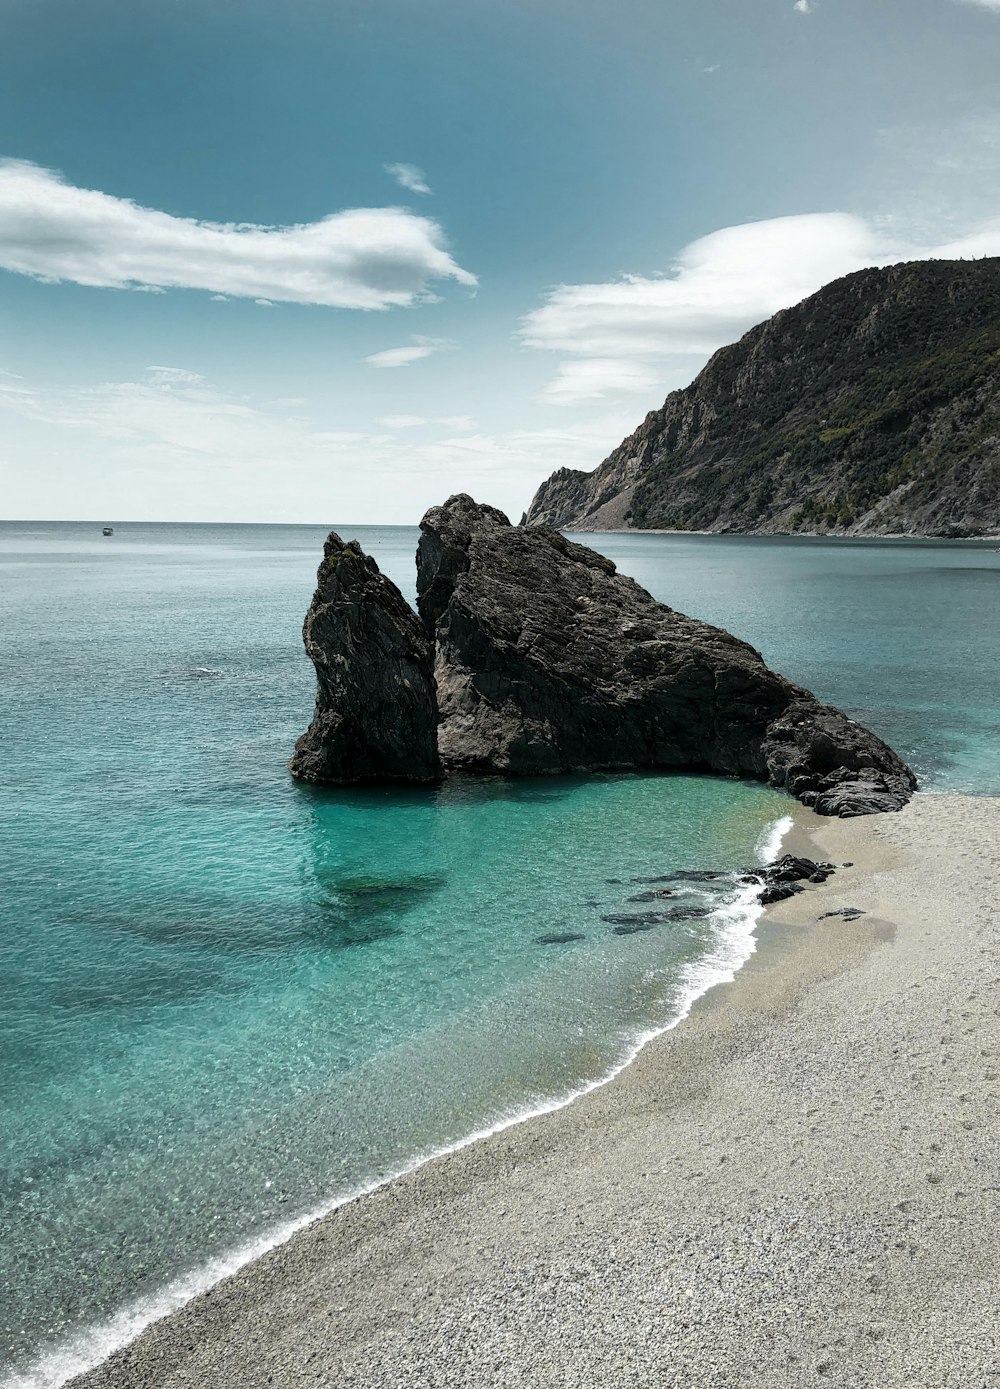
[0,368,33,397]
[384,162,432,196]
[703,64,721,74]
[146,365,205,386]
[954,0,1000,8]
[379,413,476,429]
[542,358,662,405]
[521,210,1000,402]
[794,1,814,13]
[0,365,631,523]
[365,345,436,368]
[364,335,455,368]
[0,159,475,309]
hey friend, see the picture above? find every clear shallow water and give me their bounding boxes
[1,522,997,1383]
[581,531,1000,796]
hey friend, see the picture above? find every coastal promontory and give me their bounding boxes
[525,258,1000,536]
[292,496,916,816]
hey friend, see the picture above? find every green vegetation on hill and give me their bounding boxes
[526,258,1000,537]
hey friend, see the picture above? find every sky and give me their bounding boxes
[2,0,1000,524]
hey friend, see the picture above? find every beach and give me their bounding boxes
[66,791,999,1389]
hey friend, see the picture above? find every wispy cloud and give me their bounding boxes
[379,413,476,429]
[384,162,432,195]
[0,367,34,399]
[0,365,631,522]
[954,0,1000,8]
[793,0,815,12]
[364,336,454,368]
[0,159,474,308]
[541,359,662,405]
[521,210,1000,402]
[146,365,205,386]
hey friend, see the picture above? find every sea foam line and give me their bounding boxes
[5,812,794,1389]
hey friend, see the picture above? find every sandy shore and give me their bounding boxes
[71,792,999,1389]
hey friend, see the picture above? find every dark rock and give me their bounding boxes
[755,854,845,905]
[761,706,914,815]
[293,498,916,817]
[818,907,866,921]
[761,854,834,884]
[627,889,676,902]
[601,905,708,926]
[602,912,669,926]
[756,854,837,904]
[759,882,806,905]
[414,496,915,815]
[536,931,586,945]
[843,861,855,867]
[663,870,727,882]
[290,534,440,784]
[611,922,656,935]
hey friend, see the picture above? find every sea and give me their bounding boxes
[2,522,998,1386]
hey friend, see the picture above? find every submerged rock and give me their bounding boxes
[290,534,440,784]
[601,906,708,926]
[292,496,917,816]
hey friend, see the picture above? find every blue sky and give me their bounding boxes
[2,0,1000,522]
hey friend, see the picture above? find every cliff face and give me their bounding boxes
[525,258,1000,536]
[293,496,916,816]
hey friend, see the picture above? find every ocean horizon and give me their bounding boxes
[2,521,998,1387]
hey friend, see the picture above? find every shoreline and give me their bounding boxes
[569,526,1000,541]
[53,793,1000,1385]
[9,813,789,1389]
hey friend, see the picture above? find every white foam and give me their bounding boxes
[758,812,794,866]
[5,812,794,1389]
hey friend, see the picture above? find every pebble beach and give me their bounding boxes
[67,791,1000,1389]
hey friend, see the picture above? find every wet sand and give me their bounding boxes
[72,793,999,1389]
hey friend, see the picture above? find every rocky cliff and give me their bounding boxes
[525,258,1000,536]
[292,496,916,816]
[290,533,440,783]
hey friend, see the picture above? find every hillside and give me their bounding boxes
[524,258,1000,536]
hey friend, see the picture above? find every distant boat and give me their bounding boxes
[102,526,113,536]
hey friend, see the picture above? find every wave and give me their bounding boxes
[4,812,794,1389]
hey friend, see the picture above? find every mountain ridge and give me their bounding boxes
[524,258,1000,537]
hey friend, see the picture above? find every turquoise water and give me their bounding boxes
[585,531,1000,796]
[1,523,997,1384]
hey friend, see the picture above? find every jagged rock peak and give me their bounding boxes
[415,493,511,632]
[289,532,440,784]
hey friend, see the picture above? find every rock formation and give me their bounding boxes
[525,258,1000,537]
[290,533,439,784]
[293,496,917,816]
